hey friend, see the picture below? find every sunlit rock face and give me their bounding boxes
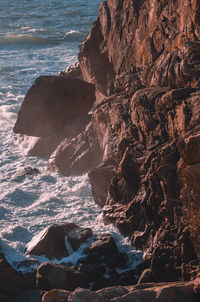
[79,0,200,94]
[14,0,200,283]
[78,0,200,282]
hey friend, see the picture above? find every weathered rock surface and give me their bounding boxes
[27,223,92,259]
[14,0,200,286]
[13,76,95,137]
[28,114,90,157]
[48,122,103,176]
[47,280,200,302]
[36,262,86,291]
[42,289,70,302]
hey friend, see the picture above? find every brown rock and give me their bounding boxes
[42,289,70,302]
[89,161,115,207]
[27,223,92,260]
[13,76,95,136]
[67,227,93,251]
[28,114,90,158]
[36,262,86,291]
[47,122,103,176]
[84,233,118,256]
[68,288,103,302]
[13,0,200,285]
[97,286,129,300]
[0,257,32,297]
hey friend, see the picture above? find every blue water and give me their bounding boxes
[0,0,142,271]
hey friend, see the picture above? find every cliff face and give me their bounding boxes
[79,0,200,94]
[14,0,200,283]
[78,0,200,282]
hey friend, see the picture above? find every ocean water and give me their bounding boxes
[0,0,142,272]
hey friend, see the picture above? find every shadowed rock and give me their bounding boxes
[14,76,95,137]
[36,262,86,291]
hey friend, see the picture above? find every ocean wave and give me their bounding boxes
[20,26,52,35]
[0,34,50,45]
[63,30,84,41]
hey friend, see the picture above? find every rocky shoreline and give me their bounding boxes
[2,0,200,301]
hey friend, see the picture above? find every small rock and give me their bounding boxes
[42,289,70,302]
[68,227,93,251]
[84,234,118,256]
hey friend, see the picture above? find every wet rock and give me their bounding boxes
[77,253,102,266]
[84,234,118,256]
[36,262,86,291]
[27,223,92,260]
[14,76,95,136]
[67,226,93,251]
[42,289,70,302]
[103,253,129,270]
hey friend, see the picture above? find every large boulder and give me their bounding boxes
[13,76,95,137]
[27,223,92,260]
[36,262,86,291]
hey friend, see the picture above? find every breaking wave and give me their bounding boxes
[63,30,84,41]
[0,34,52,45]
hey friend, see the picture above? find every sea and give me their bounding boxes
[0,0,142,272]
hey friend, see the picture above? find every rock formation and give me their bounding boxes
[14,0,200,290]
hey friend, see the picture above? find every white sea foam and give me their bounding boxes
[63,30,83,41]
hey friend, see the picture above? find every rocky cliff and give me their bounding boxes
[14,0,200,285]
